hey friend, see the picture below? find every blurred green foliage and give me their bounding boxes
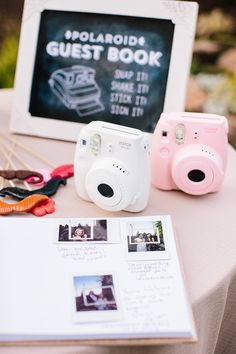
[0,35,18,88]
[190,57,223,75]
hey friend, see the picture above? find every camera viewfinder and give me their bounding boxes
[162,131,168,137]
[90,134,101,156]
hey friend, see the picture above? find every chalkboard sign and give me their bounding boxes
[11,0,198,141]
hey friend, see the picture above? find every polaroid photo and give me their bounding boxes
[122,217,170,260]
[56,218,120,243]
[57,222,70,242]
[70,219,94,241]
[72,273,121,322]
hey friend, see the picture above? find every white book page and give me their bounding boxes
[0,216,195,341]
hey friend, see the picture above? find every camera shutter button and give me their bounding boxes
[160,147,169,157]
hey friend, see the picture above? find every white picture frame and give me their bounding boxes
[10,0,198,141]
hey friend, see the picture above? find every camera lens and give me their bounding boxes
[97,183,114,198]
[188,169,205,182]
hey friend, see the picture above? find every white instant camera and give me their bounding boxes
[74,121,150,212]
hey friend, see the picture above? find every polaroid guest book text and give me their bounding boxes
[46,31,163,67]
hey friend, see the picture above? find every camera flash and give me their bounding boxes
[90,133,101,156]
[175,124,185,144]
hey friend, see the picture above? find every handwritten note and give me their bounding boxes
[127,261,171,280]
[57,244,106,261]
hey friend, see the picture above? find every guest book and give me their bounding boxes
[0,215,196,345]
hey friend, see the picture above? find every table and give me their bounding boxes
[1,89,236,354]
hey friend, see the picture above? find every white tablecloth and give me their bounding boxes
[1,89,236,354]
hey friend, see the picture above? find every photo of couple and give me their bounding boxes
[127,220,165,252]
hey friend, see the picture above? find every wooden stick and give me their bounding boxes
[4,141,16,169]
[0,144,31,191]
[3,142,16,188]
[0,164,14,188]
[0,133,56,168]
[0,142,17,189]
[1,139,33,171]
[0,169,6,189]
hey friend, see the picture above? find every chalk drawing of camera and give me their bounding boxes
[48,65,105,117]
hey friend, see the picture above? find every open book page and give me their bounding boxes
[0,215,195,342]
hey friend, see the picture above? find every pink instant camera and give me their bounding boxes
[150,112,228,195]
